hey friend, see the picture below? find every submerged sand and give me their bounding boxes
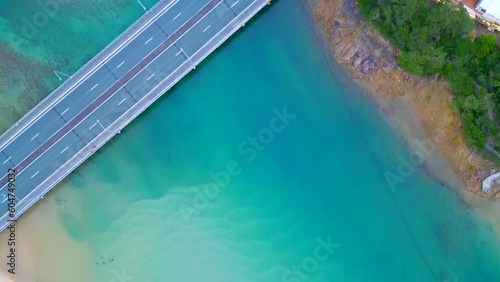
[303,0,500,234]
[306,0,497,197]
[0,2,499,281]
[0,185,94,282]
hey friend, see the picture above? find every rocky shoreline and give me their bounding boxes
[306,0,500,198]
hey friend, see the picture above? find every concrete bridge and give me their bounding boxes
[0,0,270,231]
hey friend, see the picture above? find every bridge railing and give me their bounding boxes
[0,0,271,232]
[0,0,171,151]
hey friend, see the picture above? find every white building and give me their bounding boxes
[476,0,500,26]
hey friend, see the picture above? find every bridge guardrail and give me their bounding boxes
[0,0,270,232]
[0,0,170,150]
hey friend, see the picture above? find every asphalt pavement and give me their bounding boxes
[0,0,267,229]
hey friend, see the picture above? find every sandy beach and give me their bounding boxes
[1,1,500,281]
[0,184,94,282]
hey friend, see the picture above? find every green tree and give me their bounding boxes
[357,0,500,149]
[398,46,446,75]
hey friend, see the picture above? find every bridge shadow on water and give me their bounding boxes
[57,0,279,188]
[123,0,277,133]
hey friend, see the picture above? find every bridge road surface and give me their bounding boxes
[0,0,270,231]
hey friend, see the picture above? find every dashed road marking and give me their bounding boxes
[90,83,99,91]
[2,157,11,165]
[89,122,98,130]
[118,98,127,106]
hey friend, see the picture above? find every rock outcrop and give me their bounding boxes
[313,0,497,198]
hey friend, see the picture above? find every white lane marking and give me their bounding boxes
[0,0,263,229]
[89,122,98,130]
[118,98,127,106]
[30,133,39,141]
[0,0,182,151]
[116,61,125,69]
[60,146,69,154]
[147,73,156,81]
[0,0,226,194]
[2,157,11,164]
[203,25,211,33]
[231,0,239,8]
[145,37,153,44]
[2,0,199,152]
[168,0,180,10]
[97,119,106,130]
[31,171,39,179]
[175,50,182,56]
[61,108,69,115]
[173,12,181,20]
[90,83,99,91]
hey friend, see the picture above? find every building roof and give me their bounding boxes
[477,0,500,21]
[461,0,479,10]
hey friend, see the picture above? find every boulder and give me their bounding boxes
[359,55,378,76]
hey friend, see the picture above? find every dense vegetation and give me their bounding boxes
[358,0,500,150]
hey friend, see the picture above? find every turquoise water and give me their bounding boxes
[2,0,500,281]
[0,0,159,131]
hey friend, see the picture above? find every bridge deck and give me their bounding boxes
[0,0,269,231]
